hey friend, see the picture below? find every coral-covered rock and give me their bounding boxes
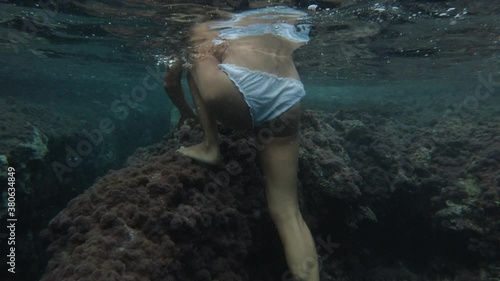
[40,109,500,280]
[323,105,500,278]
[41,122,267,281]
[40,110,368,280]
[300,111,363,202]
[428,119,500,261]
[0,98,78,187]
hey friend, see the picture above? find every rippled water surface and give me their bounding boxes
[2,0,499,115]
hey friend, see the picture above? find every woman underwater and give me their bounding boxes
[163,6,319,281]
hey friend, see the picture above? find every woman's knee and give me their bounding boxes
[268,201,301,224]
[200,83,228,107]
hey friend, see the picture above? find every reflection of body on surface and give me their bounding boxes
[163,6,319,281]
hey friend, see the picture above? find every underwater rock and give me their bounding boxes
[320,105,499,277]
[428,119,500,260]
[40,109,500,280]
[299,111,362,201]
[0,98,81,199]
[0,98,118,281]
[18,126,49,160]
[40,124,267,281]
[40,111,368,280]
[0,98,78,175]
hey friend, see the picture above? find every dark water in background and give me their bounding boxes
[0,0,499,280]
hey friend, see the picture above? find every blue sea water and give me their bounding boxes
[0,1,499,281]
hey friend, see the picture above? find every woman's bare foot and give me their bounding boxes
[177,142,223,165]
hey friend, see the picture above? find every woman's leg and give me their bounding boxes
[178,54,252,164]
[177,71,222,164]
[258,105,319,281]
[163,58,196,127]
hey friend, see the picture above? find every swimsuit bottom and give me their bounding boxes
[218,63,306,127]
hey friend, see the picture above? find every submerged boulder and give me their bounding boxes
[40,110,500,280]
